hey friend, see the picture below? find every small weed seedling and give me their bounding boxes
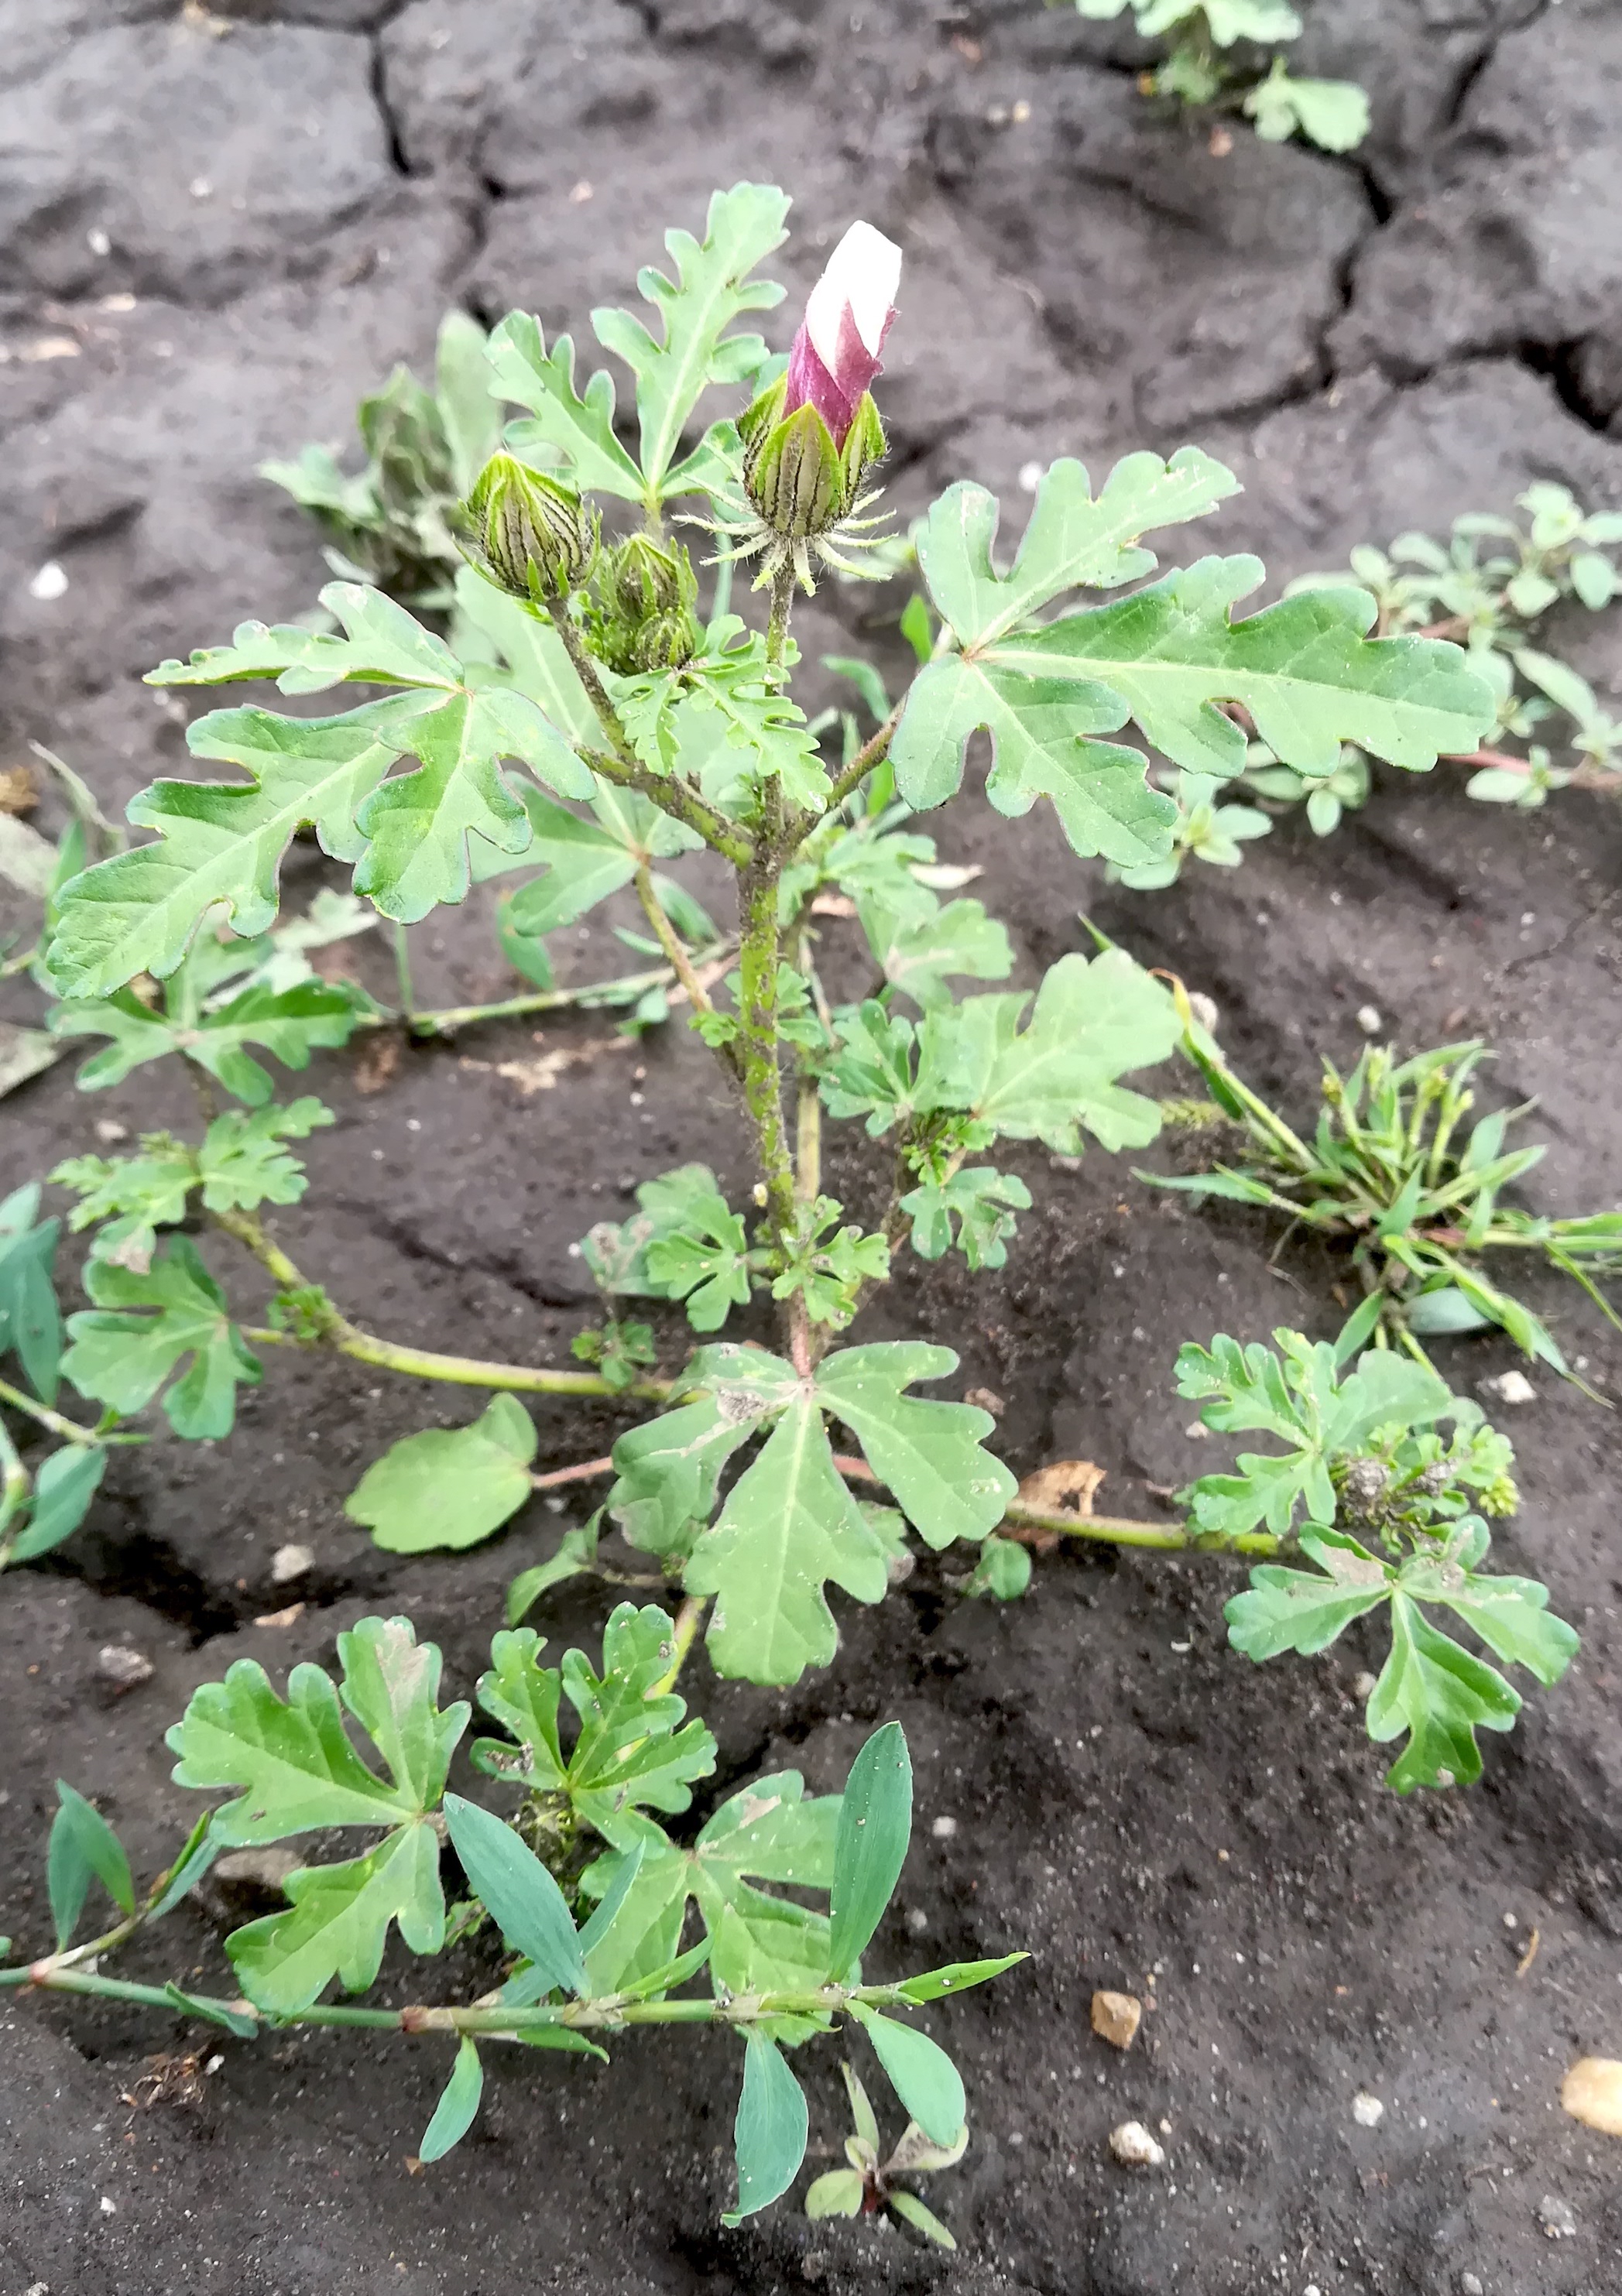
[806,2059,967,2248]
[1066,0,1369,152]
[0,180,1585,2205]
[260,311,502,608]
[0,1613,1022,2207]
[1288,486,1622,819]
[1153,1018,1622,1378]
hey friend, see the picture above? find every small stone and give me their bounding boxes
[1353,1671,1377,1700]
[963,1386,1005,1417]
[1352,2092,1384,2127]
[1187,990,1220,1036]
[1562,2057,1622,2137]
[98,2196,116,2215]
[270,1542,314,1585]
[28,561,67,601]
[1461,2276,1483,2296]
[93,1119,129,1144]
[95,1646,153,1692]
[1091,1989,1142,2050]
[1017,459,1044,493]
[1536,2194,1577,2239]
[930,1815,958,1839]
[1356,1004,1382,1034]
[254,1602,305,1627]
[1108,2120,1164,2167]
[904,1907,929,1934]
[1483,1369,1536,1406]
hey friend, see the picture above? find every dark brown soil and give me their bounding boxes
[4,4,1622,2292]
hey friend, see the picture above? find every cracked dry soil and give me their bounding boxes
[3,2,1622,2292]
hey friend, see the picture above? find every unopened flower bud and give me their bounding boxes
[586,534,702,673]
[739,219,900,544]
[454,452,597,604]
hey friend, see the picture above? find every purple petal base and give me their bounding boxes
[783,305,893,447]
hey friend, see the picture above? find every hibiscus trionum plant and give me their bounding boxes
[0,180,1586,2198]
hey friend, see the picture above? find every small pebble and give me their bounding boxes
[1356,1005,1382,1035]
[1352,2092,1384,2127]
[98,2196,116,2215]
[904,1907,928,1934]
[95,1646,153,1693]
[1461,2276,1484,2295]
[963,1386,1005,1417]
[1090,1990,1142,2051]
[29,561,67,601]
[1482,1369,1536,1406]
[1353,1671,1377,1699]
[93,1119,129,1145]
[1018,459,1044,493]
[1108,2120,1164,2167]
[270,1542,314,1585]
[1536,2194,1577,2239]
[930,1815,957,1839]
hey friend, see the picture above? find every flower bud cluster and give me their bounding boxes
[587,534,703,674]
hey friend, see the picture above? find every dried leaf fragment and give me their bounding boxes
[1017,1459,1104,1516]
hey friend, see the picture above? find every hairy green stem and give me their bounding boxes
[544,600,749,865]
[631,865,724,1033]
[764,560,796,691]
[214,1208,673,1403]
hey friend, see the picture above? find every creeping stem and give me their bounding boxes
[0,1962,1000,2041]
[213,1207,672,1405]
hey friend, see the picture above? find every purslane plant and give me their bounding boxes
[6,180,1572,1787]
[0,1605,1023,2215]
[1150,1013,1622,1381]
[1065,0,1370,152]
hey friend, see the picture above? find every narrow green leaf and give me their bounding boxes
[0,1194,63,1403]
[419,2035,484,2164]
[889,2189,958,2249]
[828,1723,912,1981]
[853,2009,965,2147]
[7,1445,106,1563]
[723,2032,808,2225]
[443,1793,588,1996]
[890,1953,1029,2004]
[47,1781,135,1945]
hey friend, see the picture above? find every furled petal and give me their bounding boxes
[784,219,901,445]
